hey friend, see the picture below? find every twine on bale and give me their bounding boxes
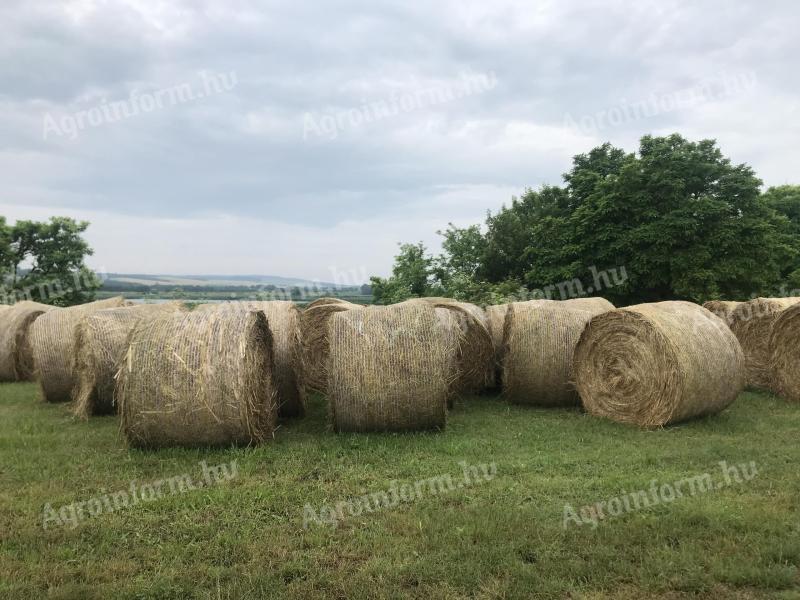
[0,301,55,382]
[502,299,614,407]
[197,301,306,418]
[30,297,128,402]
[327,302,455,432]
[730,297,800,390]
[299,300,360,393]
[118,309,277,448]
[72,302,186,418]
[769,302,800,402]
[574,301,744,428]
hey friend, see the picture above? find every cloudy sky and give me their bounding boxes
[1,0,797,282]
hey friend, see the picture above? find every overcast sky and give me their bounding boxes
[1,0,798,282]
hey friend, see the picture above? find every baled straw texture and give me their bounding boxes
[299,300,360,392]
[503,300,614,407]
[328,302,454,432]
[730,297,800,390]
[486,304,510,388]
[72,302,186,418]
[702,300,741,327]
[424,300,493,394]
[768,302,800,402]
[0,301,55,381]
[30,297,128,401]
[118,309,277,448]
[574,301,744,428]
[197,301,305,418]
[305,297,352,309]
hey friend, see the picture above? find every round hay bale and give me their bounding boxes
[299,300,360,393]
[305,297,352,310]
[424,300,493,395]
[195,301,305,418]
[702,300,741,327]
[730,297,800,390]
[503,301,614,407]
[769,302,800,402]
[0,301,55,381]
[72,302,186,418]
[327,302,454,432]
[29,297,128,402]
[118,309,277,448]
[574,301,744,428]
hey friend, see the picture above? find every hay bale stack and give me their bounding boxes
[118,309,277,448]
[503,300,614,407]
[0,301,55,381]
[769,302,800,402]
[424,300,493,394]
[306,297,352,309]
[197,301,305,418]
[574,301,744,428]
[730,297,800,390]
[299,300,360,392]
[702,300,741,327]
[327,302,454,432]
[30,297,128,402]
[72,302,186,418]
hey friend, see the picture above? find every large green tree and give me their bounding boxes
[0,216,101,306]
[374,134,798,306]
[370,242,440,304]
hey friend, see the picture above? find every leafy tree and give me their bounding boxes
[370,242,439,304]
[374,134,798,306]
[0,217,101,306]
[561,134,793,303]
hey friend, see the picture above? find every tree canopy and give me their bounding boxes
[372,134,800,306]
[0,216,101,306]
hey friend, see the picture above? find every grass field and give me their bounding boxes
[1,384,798,599]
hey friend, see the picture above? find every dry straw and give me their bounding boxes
[30,297,128,401]
[574,301,744,428]
[730,297,800,390]
[118,308,277,448]
[503,299,614,407]
[419,299,493,394]
[485,304,510,387]
[0,301,55,382]
[702,300,741,327]
[72,302,186,418]
[299,300,360,392]
[306,297,352,309]
[327,302,454,432]
[769,302,800,402]
[197,301,305,417]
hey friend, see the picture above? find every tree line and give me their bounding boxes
[371,133,800,306]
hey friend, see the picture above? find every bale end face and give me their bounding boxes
[769,302,800,402]
[574,301,744,428]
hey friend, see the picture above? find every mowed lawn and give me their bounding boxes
[0,383,798,599]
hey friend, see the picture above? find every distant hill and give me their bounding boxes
[100,273,346,289]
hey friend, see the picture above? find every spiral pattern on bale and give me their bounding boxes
[574,301,744,428]
[768,302,800,402]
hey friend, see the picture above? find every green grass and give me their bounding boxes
[1,384,798,599]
